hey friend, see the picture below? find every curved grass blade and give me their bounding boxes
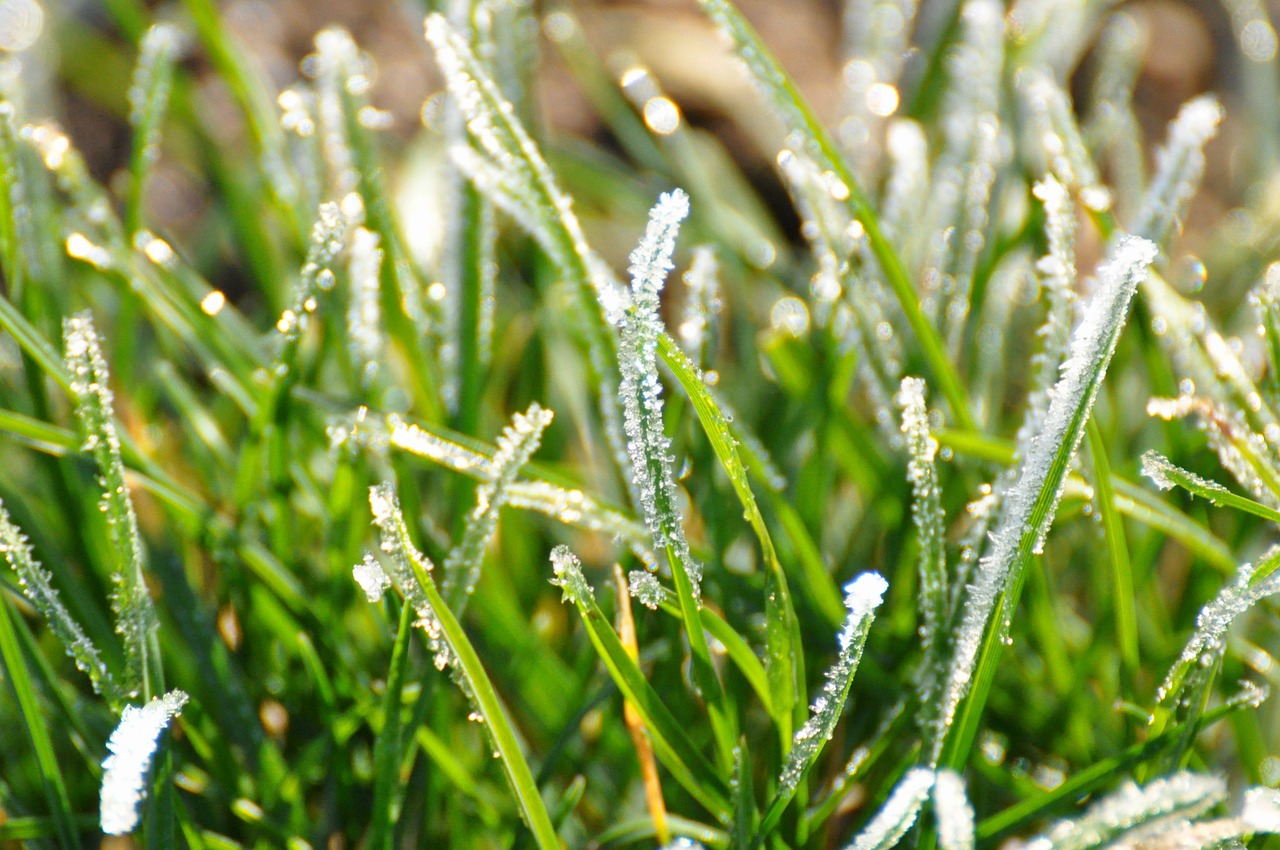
[1142,450,1280,524]
[0,594,79,849]
[550,546,732,820]
[936,236,1158,769]
[64,311,162,700]
[841,768,935,850]
[0,498,123,703]
[367,484,561,850]
[755,574,888,847]
[442,403,554,609]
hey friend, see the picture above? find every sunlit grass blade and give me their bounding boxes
[1132,95,1222,251]
[367,484,561,850]
[1087,421,1138,685]
[64,311,161,700]
[1021,773,1226,850]
[1142,450,1280,524]
[897,377,948,727]
[620,189,735,765]
[755,573,887,846]
[932,770,975,850]
[694,0,974,430]
[125,23,182,234]
[843,768,935,850]
[0,497,122,703]
[936,235,1158,769]
[100,689,188,836]
[549,546,732,820]
[442,403,554,608]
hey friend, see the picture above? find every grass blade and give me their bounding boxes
[367,483,561,850]
[936,235,1158,768]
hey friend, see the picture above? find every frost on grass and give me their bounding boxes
[100,689,189,835]
[442,403,553,605]
[127,24,183,198]
[843,767,935,850]
[678,246,721,366]
[367,483,456,673]
[777,573,887,798]
[388,416,650,557]
[628,569,666,610]
[936,236,1157,758]
[549,545,595,608]
[353,552,391,603]
[932,770,975,850]
[1023,773,1227,850]
[347,226,383,386]
[277,201,350,343]
[1021,71,1111,212]
[65,311,158,697]
[1132,95,1223,249]
[1146,395,1280,510]
[897,378,947,715]
[1157,547,1280,707]
[1140,450,1237,507]
[1021,175,1078,443]
[0,498,121,700]
[619,190,704,595]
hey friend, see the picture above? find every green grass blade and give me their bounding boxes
[936,236,1157,769]
[64,312,161,700]
[0,594,80,850]
[550,546,733,820]
[1087,420,1139,685]
[367,484,561,850]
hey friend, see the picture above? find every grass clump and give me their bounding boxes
[3,1,1280,849]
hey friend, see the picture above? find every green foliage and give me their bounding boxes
[4,1,1280,849]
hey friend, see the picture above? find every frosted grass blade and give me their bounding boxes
[442,403,553,607]
[695,0,974,430]
[1132,95,1222,250]
[65,311,161,700]
[1023,773,1226,850]
[932,770,975,850]
[100,689,189,836]
[1142,450,1280,524]
[1155,546,1280,709]
[0,497,123,702]
[126,23,182,234]
[620,190,736,764]
[936,236,1158,768]
[756,574,888,844]
[842,768,935,850]
[897,377,948,721]
[367,484,561,850]
[549,546,732,819]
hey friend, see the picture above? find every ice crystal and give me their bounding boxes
[678,246,721,365]
[628,569,666,610]
[549,545,594,607]
[777,573,887,797]
[353,552,391,603]
[100,689,189,835]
